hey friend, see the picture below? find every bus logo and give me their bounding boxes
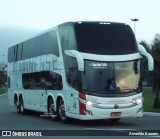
[114,104,119,109]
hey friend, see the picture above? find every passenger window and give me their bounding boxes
[22,71,63,90]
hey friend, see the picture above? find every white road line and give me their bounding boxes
[85,128,107,130]
[85,127,136,131]
[107,128,136,131]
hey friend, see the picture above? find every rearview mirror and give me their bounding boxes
[138,44,154,71]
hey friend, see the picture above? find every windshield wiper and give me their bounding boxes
[82,88,104,93]
[121,88,139,93]
[82,88,93,91]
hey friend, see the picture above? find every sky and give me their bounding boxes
[0,0,160,41]
[0,0,160,62]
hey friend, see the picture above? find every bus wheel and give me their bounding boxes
[14,96,20,113]
[19,97,27,114]
[48,98,57,120]
[57,99,68,123]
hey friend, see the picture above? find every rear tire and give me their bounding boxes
[48,98,58,120]
[19,97,27,114]
[15,97,20,113]
[57,99,68,123]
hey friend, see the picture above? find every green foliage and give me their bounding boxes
[151,33,160,108]
[152,34,160,61]
[139,40,151,53]
[0,64,7,87]
[0,88,6,95]
[139,40,152,84]
[143,88,160,112]
[139,34,160,109]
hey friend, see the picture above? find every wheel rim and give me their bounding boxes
[16,100,19,112]
[20,100,24,113]
[49,100,52,114]
[49,99,56,118]
[58,100,66,121]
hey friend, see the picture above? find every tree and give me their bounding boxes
[139,40,152,85]
[139,40,151,53]
[0,64,7,87]
[151,33,160,108]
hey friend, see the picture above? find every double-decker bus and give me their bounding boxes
[7,21,153,122]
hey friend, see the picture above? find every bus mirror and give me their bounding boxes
[138,44,154,71]
[65,50,84,71]
[133,60,138,74]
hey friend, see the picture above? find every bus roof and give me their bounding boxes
[8,21,129,48]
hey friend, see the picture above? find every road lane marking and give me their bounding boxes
[85,127,136,131]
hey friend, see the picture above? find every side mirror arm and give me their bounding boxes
[138,44,154,71]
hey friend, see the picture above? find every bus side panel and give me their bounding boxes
[8,74,19,106]
[8,89,14,106]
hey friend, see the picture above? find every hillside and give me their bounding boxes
[0,24,42,63]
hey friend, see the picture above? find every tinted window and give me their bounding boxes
[75,22,138,55]
[59,25,77,50]
[80,60,141,97]
[8,31,59,63]
[22,31,59,60]
[8,46,15,62]
[63,55,80,91]
[22,71,63,90]
[59,25,80,90]
[17,43,23,61]
[23,38,37,59]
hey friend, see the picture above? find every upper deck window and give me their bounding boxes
[74,22,138,55]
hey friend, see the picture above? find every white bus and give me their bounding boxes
[7,21,153,122]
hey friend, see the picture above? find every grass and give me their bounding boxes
[143,87,160,113]
[0,88,6,95]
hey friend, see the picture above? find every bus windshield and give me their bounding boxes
[81,60,141,96]
[75,22,138,55]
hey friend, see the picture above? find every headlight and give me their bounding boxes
[78,97,93,106]
[86,100,93,106]
[133,98,143,104]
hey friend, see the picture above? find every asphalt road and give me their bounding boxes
[0,94,160,139]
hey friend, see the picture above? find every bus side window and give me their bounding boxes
[22,74,31,89]
[22,71,63,90]
[43,71,63,90]
[53,74,63,90]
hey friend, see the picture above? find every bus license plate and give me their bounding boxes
[110,112,121,117]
